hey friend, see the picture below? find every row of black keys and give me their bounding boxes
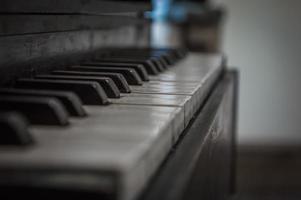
[0,48,187,145]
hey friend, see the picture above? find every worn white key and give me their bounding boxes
[0,104,184,200]
[149,53,223,82]
[132,81,203,122]
[114,53,224,141]
[112,93,193,129]
[142,53,224,118]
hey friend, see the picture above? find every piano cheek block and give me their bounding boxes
[0,112,34,146]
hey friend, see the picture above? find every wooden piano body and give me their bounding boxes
[0,1,237,199]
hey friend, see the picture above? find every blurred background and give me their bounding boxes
[224,0,301,147]
[153,0,301,147]
[152,0,301,198]
[222,1,301,198]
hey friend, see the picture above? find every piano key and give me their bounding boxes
[151,53,174,66]
[33,105,184,145]
[168,50,183,60]
[94,58,159,75]
[130,81,202,129]
[112,93,193,130]
[121,55,167,70]
[0,112,34,146]
[38,77,195,136]
[15,79,109,105]
[148,57,166,71]
[155,48,182,57]
[149,53,224,82]
[0,104,184,200]
[82,62,150,81]
[35,75,120,99]
[108,50,169,70]
[0,96,69,126]
[110,56,166,72]
[171,48,186,58]
[52,70,131,93]
[131,81,200,96]
[151,56,170,68]
[69,66,143,85]
[154,48,186,59]
[0,88,86,117]
[0,52,225,200]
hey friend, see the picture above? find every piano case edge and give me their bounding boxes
[138,70,238,200]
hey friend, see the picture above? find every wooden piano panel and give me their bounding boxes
[0,15,150,85]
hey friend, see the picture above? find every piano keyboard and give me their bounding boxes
[0,49,224,200]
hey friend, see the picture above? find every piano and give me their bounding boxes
[0,1,238,200]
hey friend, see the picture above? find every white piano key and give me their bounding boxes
[130,81,201,125]
[149,53,223,82]
[0,104,184,200]
[0,52,225,200]
[111,93,193,129]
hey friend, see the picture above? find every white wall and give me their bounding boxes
[223,0,301,145]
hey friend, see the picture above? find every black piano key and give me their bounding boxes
[151,52,175,66]
[146,57,167,71]
[0,112,34,146]
[52,70,131,93]
[82,62,150,81]
[156,48,187,59]
[105,51,168,71]
[106,56,165,72]
[179,49,188,58]
[167,49,183,60]
[136,54,170,68]
[15,79,109,105]
[69,66,143,85]
[149,57,166,71]
[94,58,159,75]
[128,48,180,65]
[132,56,165,71]
[35,75,120,99]
[0,96,69,126]
[138,48,187,65]
[169,48,187,59]
[0,88,86,117]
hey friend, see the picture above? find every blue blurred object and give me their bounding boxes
[152,0,173,21]
[150,0,206,22]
